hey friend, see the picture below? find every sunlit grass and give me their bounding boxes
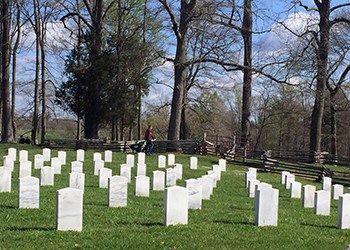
[0,144,349,249]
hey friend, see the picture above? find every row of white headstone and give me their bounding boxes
[0,147,228,231]
[245,168,350,229]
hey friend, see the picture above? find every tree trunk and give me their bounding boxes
[11,3,21,142]
[330,92,337,158]
[84,112,99,139]
[167,1,195,140]
[40,43,46,144]
[1,0,12,142]
[31,0,40,145]
[309,0,330,155]
[180,87,188,140]
[240,0,252,149]
[76,116,81,140]
[111,118,116,141]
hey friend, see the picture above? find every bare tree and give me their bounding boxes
[302,0,350,155]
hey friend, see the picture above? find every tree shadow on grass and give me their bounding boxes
[117,221,163,227]
[0,204,17,209]
[301,222,337,229]
[7,226,55,231]
[229,205,254,211]
[213,220,254,226]
[84,202,108,207]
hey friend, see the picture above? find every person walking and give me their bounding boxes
[143,125,154,154]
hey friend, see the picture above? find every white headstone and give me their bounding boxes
[104,150,113,163]
[3,155,14,171]
[185,179,202,209]
[322,177,332,191]
[19,150,28,162]
[337,194,350,229]
[285,174,295,189]
[69,172,85,192]
[347,187,350,194]
[245,171,256,188]
[136,163,147,176]
[247,167,257,175]
[0,167,12,192]
[138,152,146,165]
[76,149,85,162]
[51,157,62,174]
[254,187,279,226]
[58,151,67,165]
[42,148,51,162]
[190,157,198,170]
[19,160,32,178]
[207,171,217,188]
[158,155,166,168]
[290,181,302,198]
[168,154,175,166]
[56,188,83,231]
[166,168,176,186]
[34,154,44,169]
[8,148,17,161]
[302,185,316,208]
[212,165,221,181]
[99,168,112,188]
[314,190,331,216]
[332,184,344,200]
[94,160,105,176]
[153,170,165,191]
[219,159,226,172]
[93,152,102,162]
[108,175,128,207]
[120,164,132,183]
[135,176,150,197]
[174,164,183,180]
[40,166,54,186]
[164,186,188,226]
[19,176,39,209]
[71,161,83,173]
[199,176,213,200]
[281,171,290,184]
[248,179,260,198]
[126,154,135,167]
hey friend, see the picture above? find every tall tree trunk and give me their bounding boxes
[111,118,116,141]
[40,41,46,144]
[76,0,82,141]
[167,1,196,140]
[330,92,337,158]
[240,0,252,149]
[1,0,12,142]
[180,87,188,140]
[309,0,330,155]
[32,0,40,145]
[11,3,21,142]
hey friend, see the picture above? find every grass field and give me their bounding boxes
[0,144,349,250]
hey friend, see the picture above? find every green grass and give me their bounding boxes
[0,144,349,249]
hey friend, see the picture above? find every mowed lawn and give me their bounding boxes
[0,144,350,250]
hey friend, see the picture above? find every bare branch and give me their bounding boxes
[158,0,180,39]
[330,17,350,27]
[330,3,350,13]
